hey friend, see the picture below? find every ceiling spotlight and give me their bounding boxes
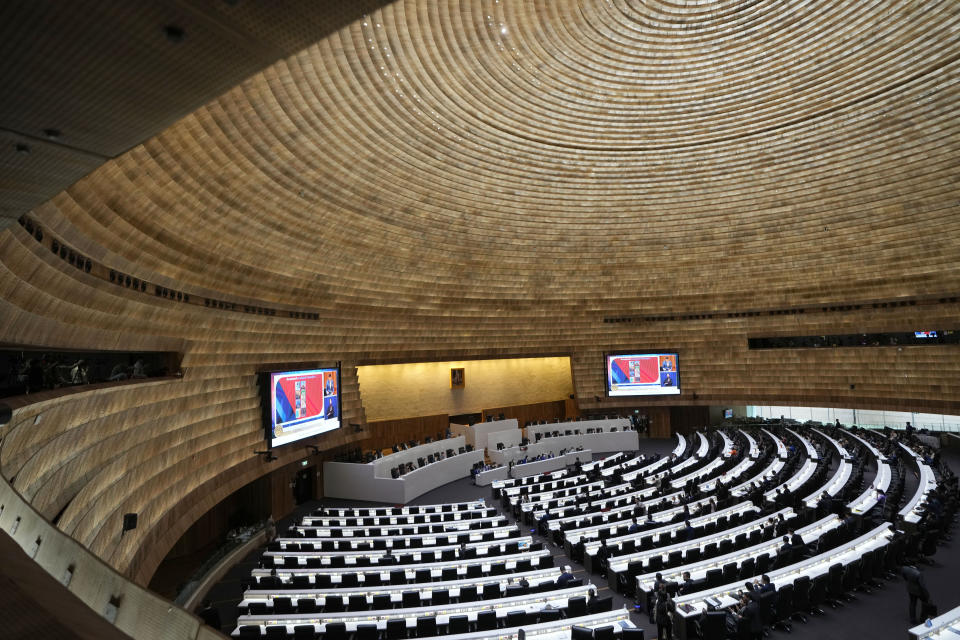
[43,128,61,140]
[15,143,30,155]
[164,25,186,43]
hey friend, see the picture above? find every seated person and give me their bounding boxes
[757,574,775,593]
[556,565,575,586]
[678,571,695,595]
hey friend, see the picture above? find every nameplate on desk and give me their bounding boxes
[706,597,722,608]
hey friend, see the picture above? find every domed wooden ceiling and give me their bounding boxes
[9,0,960,314]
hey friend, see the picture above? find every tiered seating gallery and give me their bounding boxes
[230,419,956,640]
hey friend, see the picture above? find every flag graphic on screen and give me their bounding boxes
[606,353,680,396]
[610,356,659,384]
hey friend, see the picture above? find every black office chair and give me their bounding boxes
[432,589,450,606]
[416,617,438,638]
[721,562,738,584]
[772,584,794,632]
[756,589,776,632]
[385,619,407,640]
[755,553,771,574]
[355,624,378,640]
[705,568,723,588]
[620,629,644,640]
[248,602,268,616]
[647,555,663,572]
[739,557,756,580]
[538,608,562,623]
[323,623,347,640]
[667,550,683,568]
[402,590,421,608]
[349,594,368,611]
[476,610,497,631]
[734,615,757,640]
[594,626,615,640]
[567,596,588,617]
[449,615,469,634]
[592,595,614,613]
[323,596,344,613]
[684,547,700,563]
[842,558,862,597]
[504,585,524,599]
[238,627,261,639]
[698,610,727,640]
[292,625,316,640]
[482,583,501,600]
[414,569,431,583]
[372,594,392,611]
[808,574,828,615]
[825,563,845,607]
[505,610,527,628]
[571,626,593,640]
[459,585,478,602]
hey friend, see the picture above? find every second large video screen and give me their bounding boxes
[268,367,340,447]
[606,353,680,396]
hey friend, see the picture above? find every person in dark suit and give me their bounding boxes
[729,592,761,638]
[557,565,575,586]
[757,574,775,594]
[654,582,673,640]
[678,571,695,595]
[903,565,932,624]
[628,518,641,534]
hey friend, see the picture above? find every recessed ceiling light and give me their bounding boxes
[43,128,61,140]
[15,143,30,155]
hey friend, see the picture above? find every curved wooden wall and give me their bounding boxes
[0,0,958,589]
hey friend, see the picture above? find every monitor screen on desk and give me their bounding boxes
[262,366,341,447]
[605,353,680,396]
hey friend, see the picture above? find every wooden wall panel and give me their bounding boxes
[361,414,451,455]
[483,400,568,427]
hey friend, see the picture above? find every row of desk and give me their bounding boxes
[475,450,591,486]
[323,449,485,503]
[489,431,639,466]
[670,523,894,639]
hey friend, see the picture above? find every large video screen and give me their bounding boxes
[267,367,341,447]
[606,353,680,396]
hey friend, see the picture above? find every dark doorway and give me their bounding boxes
[294,466,315,505]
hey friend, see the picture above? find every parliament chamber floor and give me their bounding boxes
[199,428,960,640]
